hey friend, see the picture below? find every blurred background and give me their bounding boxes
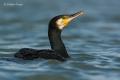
[0,0,120,80]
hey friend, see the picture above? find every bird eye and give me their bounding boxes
[62,16,68,19]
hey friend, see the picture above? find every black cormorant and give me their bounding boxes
[14,11,84,61]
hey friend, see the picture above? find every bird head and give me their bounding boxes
[49,11,84,30]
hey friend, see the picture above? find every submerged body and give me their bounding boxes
[15,48,66,61]
[14,11,84,61]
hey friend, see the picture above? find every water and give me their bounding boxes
[0,0,120,80]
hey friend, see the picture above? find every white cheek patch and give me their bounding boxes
[56,18,64,29]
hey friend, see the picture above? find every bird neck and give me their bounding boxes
[48,25,69,58]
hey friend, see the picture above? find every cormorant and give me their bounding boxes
[14,11,84,61]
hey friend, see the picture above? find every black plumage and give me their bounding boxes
[14,11,84,61]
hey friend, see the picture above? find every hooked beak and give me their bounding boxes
[56,11,84,29]
[69,11,84,21]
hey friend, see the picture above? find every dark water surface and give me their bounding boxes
[0,0,120,80]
